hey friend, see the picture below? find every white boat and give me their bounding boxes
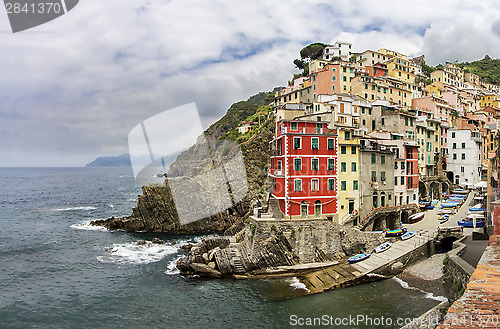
[375,242,392,253]
[401,231,416,240]
[409,212,425,223]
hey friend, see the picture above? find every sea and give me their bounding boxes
[0,167,445,329]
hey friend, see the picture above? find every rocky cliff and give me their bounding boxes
[91,104,274,234]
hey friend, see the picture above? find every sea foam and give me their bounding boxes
[70,220,108,232]
[97,241,179,265]
[288,277,310,292]
[54,206,97,212]
[392,277,447,302]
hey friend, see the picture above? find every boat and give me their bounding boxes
[375,242,392,253]
[426,205,434,210]
[457,220,485,228]
[401,231,416,240]
[439,214,450,224]
[438,214,450,220]
[348,252,370,264]
[409,212,425,223]
[385,228,407,237]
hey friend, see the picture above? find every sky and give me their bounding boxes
[2,0,500,167]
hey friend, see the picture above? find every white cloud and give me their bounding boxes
[1,0,500,166]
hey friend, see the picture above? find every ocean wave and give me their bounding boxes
[288,277,310,292]
[97,241,179,265]
[70,220,108,232]
[392,277,447,302]
[54,206,97,212]
[165,256,183,275]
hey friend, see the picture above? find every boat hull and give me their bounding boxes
[348,253,370,264]
[457,220,485,228]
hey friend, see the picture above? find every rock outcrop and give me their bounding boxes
[90,111,274,234]
[177,218,386,278]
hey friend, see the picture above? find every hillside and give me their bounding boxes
[205,92,273,138]
[458,56,500,85]
[90,95,275,233]
[85,154,131,167]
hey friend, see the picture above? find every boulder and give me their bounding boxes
[190,263,222,278]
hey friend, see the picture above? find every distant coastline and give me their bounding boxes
[85,154,131,167]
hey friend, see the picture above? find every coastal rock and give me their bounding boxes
[89,116,274,234]
[152,238,164,244]
[190,263,222,278]
[391,262,404,272]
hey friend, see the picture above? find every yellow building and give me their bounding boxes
[385,56,415,84]
[426,81,446,98]
[430,63,465,88]
[336,127,361,224]
[480,94,500,109]
[350,75,412,106]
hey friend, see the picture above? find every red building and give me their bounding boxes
[405,143,419,200]
[269,119,339,219]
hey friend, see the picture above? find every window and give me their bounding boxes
[328,158,335,170]
[401,162,405,170]
[294,179,302,191]
[453,154,457,160]
[277,160,282,170]
[381,118,385,126]
[381,171,386,181]
[291,122,298,130]
[327,138,335,150]
[401,176,405,185]
[462,153,465,159]
[462,142,465,148]
[353,180,359,190]
[381,155,386,164]
[293,137,301,149]
[405,117,408,126]
[311,179,319,191]
[371,153,376,163]
[452,132,455,138]
[341,162,347,172]
[311,137,319,150]
[294,158,301,170]
[339,146,346,155]
[394,162,398,169]
[371,171,377,181]
[351,162,357,172]
[312,158,319,170]
[345,131,351,140]
[461,166,464,173]
[328,178,335,191]
[341,181,346,191]
[351,146,356,155]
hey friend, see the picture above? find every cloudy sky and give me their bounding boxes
[1,0,500,166]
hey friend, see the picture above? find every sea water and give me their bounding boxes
[0,167,441,329]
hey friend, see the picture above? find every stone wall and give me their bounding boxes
[244,217,385,263]
[443,237,474,290]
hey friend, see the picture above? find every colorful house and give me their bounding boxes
[269,119,339,220]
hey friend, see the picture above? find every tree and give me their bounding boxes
[293,58,306,70]
[299,42,328,61]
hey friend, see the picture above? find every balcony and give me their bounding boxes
[283,127,336,135]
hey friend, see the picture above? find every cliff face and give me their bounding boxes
[91,109,274,234]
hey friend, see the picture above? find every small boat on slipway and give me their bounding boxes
[401,231,416,240]
[348,252,370,264]
[385,228,407,237]
[457,220,485,228]
[408,212,425,223]
[374,242,392,253]
[438,214,450,224]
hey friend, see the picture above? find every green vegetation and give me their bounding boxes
[293,42,329,76]
[458,55,500,85]
[205,92,272,138]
